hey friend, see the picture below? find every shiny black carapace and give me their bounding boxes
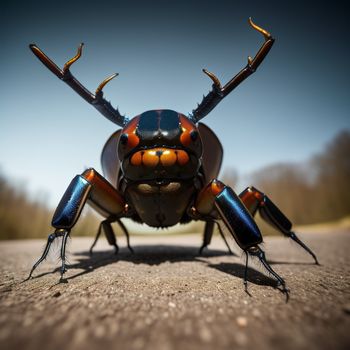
[27,19,318,296]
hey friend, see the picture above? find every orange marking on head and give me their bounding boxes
[143,150,159,167]
[180,131,192,146]
[127,133,139,148]
[160,149,177,166]
[179,115,197,147]
[122,116,140,148]
[211,180,225,196]
[130,151,143,166]
[180,115,195,132]
[176,150,189,165]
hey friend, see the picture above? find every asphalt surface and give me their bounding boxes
[0,228,349,350]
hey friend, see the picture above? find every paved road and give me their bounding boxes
[0,229,349,350]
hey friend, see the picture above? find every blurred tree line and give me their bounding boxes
[0,175,99,240]
[0,130,349,240]
[248,130,350,224]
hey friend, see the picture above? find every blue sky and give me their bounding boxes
[0,0,349,207]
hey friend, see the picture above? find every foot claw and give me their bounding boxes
[28,269,34,280]
[280,284,290,302]
[244,281,252,297]
[249,246,289,298]
[290,231,319,265]
[21,275,32,283]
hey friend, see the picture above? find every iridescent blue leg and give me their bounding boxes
[28,168,126,279]
[195,179,288,297]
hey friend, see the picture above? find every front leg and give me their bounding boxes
[28,168,126,280]
[194,180,288,296]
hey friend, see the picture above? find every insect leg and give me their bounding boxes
[194,179,288,296]
[89,221,103,255]
[216,221,235,255]
[199,221,215,254]
[195,180,263,249]
[28,168,127,279]
[199,220,234,255]
[116,218,134,254]
[81,169,132,255]
[101,219,119,254]
[27,229,66,279]
[239,187,319,264]
[243,251,250,295]
[89,218,134,255]
[59,229,70,278]
[248,245,289,300]
[89,219,118,254]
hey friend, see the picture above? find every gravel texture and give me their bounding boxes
[0,229,349,350]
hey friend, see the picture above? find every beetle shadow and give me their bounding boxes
[78,244,230,263]
[268,260,317,266]
[206,262,278,288]
[30,245,224,280]
[31,244,278,289]
[64,245,227,280]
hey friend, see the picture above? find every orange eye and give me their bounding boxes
[179,115,198,147]
[143,150,159,167]
[180,131,192,146]
[120,133,139,149]
[160,150,177,166]
[120,116,140,149]
[130,151,143,166]
[176,150,189,165]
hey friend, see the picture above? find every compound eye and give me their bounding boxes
[190,130,198,141]
[120,133,128,145]
[119,132,139,149]
[119,116,141,151]
[179,115,199,147]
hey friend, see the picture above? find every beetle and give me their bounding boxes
[27,18,318,295]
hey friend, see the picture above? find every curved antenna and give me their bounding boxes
[189,18,275,123]
[29,43,129,127]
